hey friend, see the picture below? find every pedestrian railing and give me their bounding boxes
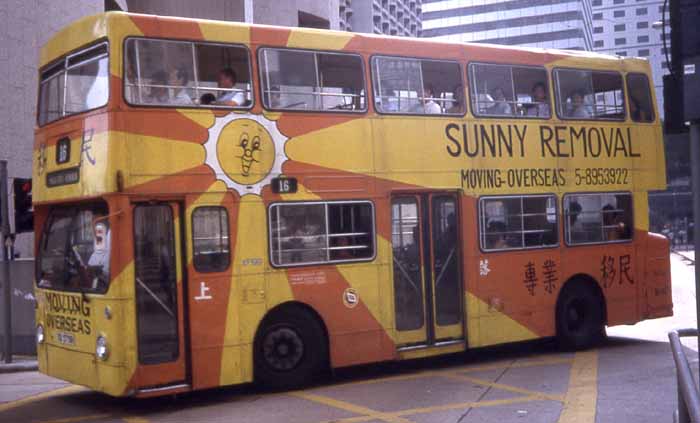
[669,329,700,423]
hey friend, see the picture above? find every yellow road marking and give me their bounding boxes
[0,385,85,413]
[290,391,414,423]
[439,372,565,402]
[557,350,598,423]
[36,414,111,423]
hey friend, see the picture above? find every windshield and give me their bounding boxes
[37,203,111,293]
[38,42,109,126]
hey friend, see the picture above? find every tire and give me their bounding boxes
[253,307,328,390]
[556,282,605,351]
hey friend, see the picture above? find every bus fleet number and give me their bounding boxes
[574,168,628,186]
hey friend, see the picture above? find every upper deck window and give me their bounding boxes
[626,73,655,122]
[124,38,252,108]
[259,48,366,112]
[554,68,625,120]
[38,43,109,126]
[372,56,464,115]
[469,63,551,119]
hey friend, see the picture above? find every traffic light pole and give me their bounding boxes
[0,160,11,364]
[691,123,700,382]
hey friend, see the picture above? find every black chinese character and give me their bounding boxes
[523,261,538,296]
[619,254,634,284]
[542,259,557,294]
[601,255,616,289]
[81,128,96,165]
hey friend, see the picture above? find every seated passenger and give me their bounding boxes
[525,82,550,117]
[199,93,216,105]
[486,221,509,249]
[146,71,169,104]
[168,68,193,105]
[567,90,591,118]
[216,68,246,106]
[630,97,650,121]
[447,84,464,114]
[420,84,442,114]
[487,88,512,116]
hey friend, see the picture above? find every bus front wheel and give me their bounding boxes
[254,306,328,389]
[556,281,605,350]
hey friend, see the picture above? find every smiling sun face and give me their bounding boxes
[204,113,288,196]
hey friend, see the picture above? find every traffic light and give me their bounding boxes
[13,178,32,233]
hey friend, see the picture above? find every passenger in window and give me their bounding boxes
[168,68,193,105]
[268,86,282,108]
[87,220,110,290]
[200,93,216,105]
[603,204,630,240]
[630,97,650,121]
[216,68,245,106]
[146,71,170,104]
[420,84,442,114]
[567,201,585,242]
[567,90,591,118]
[486,221,509,249]
[332,236,354,260]
[487,88,512,116]
[447,84,463,114]
[525,82,550,117]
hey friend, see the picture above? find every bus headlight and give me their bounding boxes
[95,335,109,361]
[36,325,45,344]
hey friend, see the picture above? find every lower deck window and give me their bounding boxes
[564,192,633,245]
[269,201,375,266]
[480,195,558,251]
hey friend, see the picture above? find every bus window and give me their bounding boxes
[372,56,463,115]
[479,195,558,251]
[192,207,230,272]
[554,68,625,120]
[37,203,110,293]
[259,48,366,112]
[469,63,550,118]
[564,193,633,245]
[124,38,252,108]
[269,201,375,266]
[626,73,655,122]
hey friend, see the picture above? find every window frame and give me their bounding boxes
[625,72,656,123]
[267,200,377,268]
[257,46,368,114]
[122,36,254,111]
[562,191,634,247]
[37,40,110,127]
[191,206,231,273]
[478,194,560,253]
[553,67,627,122]
[467,61,552,121]
[370,54,467,117]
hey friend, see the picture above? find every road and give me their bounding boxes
[0,253,696,423]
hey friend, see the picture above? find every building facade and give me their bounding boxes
[421,0,594,51]
[591,0,669,117]
[339,0,422,37]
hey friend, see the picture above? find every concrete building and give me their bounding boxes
[421,0,594,51]
[0,0,339,259]
[339,0,422,37]
[591,0,669,117]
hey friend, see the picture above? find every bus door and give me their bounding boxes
[132,202,188,389]
[391,193,464,348]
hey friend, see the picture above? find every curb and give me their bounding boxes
[0,361,38,374]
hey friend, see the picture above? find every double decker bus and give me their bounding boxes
[33,12,672,397]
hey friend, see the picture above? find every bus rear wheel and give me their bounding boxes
[556,282,605,350]
[254,307,327,389]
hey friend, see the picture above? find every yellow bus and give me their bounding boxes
[33,12,672,397]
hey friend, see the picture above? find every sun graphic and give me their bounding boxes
[203,113,289,196]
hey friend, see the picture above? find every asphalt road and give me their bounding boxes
[0,253,696,423]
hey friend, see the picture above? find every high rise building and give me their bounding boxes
[421,0,594,51]
[590,0,669,117]
[339,0,422,37]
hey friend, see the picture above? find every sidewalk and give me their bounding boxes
[0,356,38,374]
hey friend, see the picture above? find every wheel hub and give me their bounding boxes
[262,327,304,371]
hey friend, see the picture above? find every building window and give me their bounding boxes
[614,10,625,17]
[564,193,633,245]
[592,0,602,5]
[469,63,550,118]
[638,49,650,56]
[593,12,603,20]
[269,201,375,266]
[259,48,366,112]
[637,35,650,43]
[636,7,648,15]
[614,24,626,32]
[479,195,558,251]
[627,73,655,122]
[615,38,627,45]
[614,0,625,4]
[372,56,464,115]
[554,68,625,120]
[594,26,604,34]
[616,51,628,56]
[192,207,230,273]
[594,40,604,48]
[637,21,649,29]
